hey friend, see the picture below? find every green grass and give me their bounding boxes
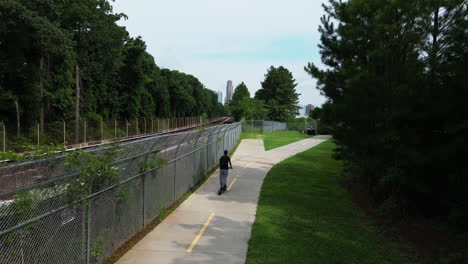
[263,130,312,150]
[241,130,312,151]
[245,140,413,264]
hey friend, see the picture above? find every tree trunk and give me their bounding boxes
[15,100,20,136]
[430,7,440,91]
[39,56,45,134]
[75,64,81,144]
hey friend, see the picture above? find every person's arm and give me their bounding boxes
[228,157,233,169]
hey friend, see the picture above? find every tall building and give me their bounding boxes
[297,105,306,117]
[216,91,223,104]
[305,104,315,116]
[225,80,233,104]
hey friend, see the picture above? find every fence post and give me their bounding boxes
[206,130,209,170]
[126,120,129,138]
[174,133,190,202]
[37,122,40,147]
[85,186,92,264]
[100,119,103,141]
[144,119,147,134]
[222,127,228,152]
[151,119,153,133]
[2,124,5,152]
[157,119,159,132]
[136,120,139,136]
[114,120,117,139]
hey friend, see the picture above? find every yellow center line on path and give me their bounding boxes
[229,161,253,190]
[228,178,237,190]
[186,212,215,253]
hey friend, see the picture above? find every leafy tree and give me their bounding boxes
[231,82,250,104]
[0,0,75,130]
[230,82,250,121]
[309,107,321,120]
[229,82,267,121]
[0,0,225,147]
[255,66,300,121]
[308,103,334,134]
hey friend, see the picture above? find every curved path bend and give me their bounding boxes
[117,135,332,264]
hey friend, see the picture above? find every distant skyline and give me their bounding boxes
[112,0,327,106]
[225,80,234,104]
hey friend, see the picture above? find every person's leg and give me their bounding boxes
[219,170,223,188]
[221,170,228,190]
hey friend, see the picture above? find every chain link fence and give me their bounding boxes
[241,120,286,134]
[0,122,241,264]
[241,120,318,135]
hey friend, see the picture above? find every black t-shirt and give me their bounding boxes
[220,155,231,170]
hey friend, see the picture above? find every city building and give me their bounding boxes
[216,91,223,104]
[305,104,315,116]
[225,80,233,104]
[297,105,306,117]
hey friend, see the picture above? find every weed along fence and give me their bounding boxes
[0,123,241,264]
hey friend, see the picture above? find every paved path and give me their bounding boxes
[117,135,331,264]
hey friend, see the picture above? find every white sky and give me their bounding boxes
[112,0,328,106]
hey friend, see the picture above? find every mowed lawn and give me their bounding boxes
[245,140,412,264]
[242,130,312,150]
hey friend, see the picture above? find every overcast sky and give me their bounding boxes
[112,0,328,106]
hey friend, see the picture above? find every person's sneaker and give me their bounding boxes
[222,186,227,191]
[218,189,222,195]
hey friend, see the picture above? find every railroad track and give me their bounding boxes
[65,116,233,152]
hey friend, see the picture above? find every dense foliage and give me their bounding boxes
[308,103,333,134]
[229,82,266,121]
[306,0,467,222]
[0,0,224,136]
[255,66,300,121]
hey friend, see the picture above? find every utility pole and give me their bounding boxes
[75,65,81,144]
[15,100,20,136]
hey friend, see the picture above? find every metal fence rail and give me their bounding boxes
[0,122,242,264]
